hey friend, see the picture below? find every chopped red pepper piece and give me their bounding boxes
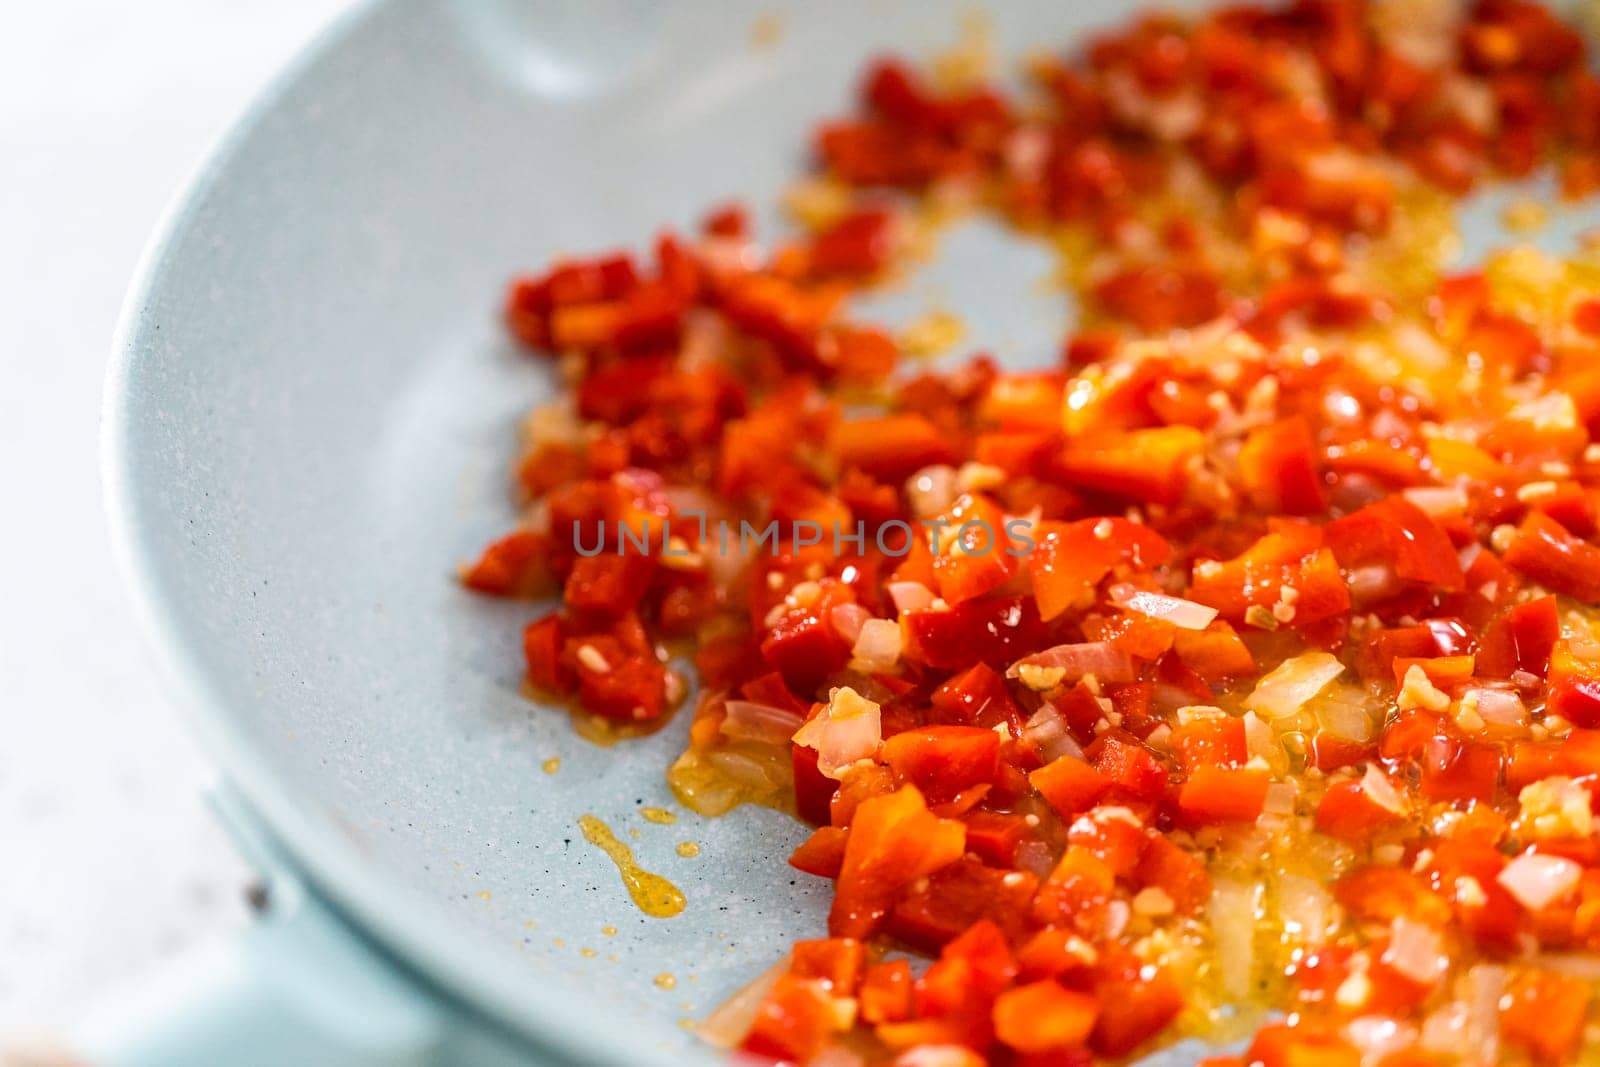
[829,785,966,939]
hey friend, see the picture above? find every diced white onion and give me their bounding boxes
[906,465,958,519]
[1345,1016,1418,1062]
[830,602,872,644]
[1021,703,1085,763]
[1463,964,1505,1065]
[1242,711,1287,775]
[888,581,936,614]
[704,540,747,589]
[1278,872,1334,946]
[1402,486,1469,516]
[1382,916,1448,986]
[1014,839,1057,878]
[1531,954,1600,980]
[1003,126,1051,182]
[707,749,785,790]
[1316,685,1378,742]
[1115,590,1219,630]
[1498,852,1582,911]
[720,700,806,746]
[793,687,883,779]
[1419,1002,1475,1059]
[1209,877,1262,1000]
[1362,764,1408,815]
[1244,652,1346,718]
[1007,642,1137,684]
[1262,781,1297,816]
[697,957,790,1048]
[894,1046,984,1067]
[852,618,904,668]
[1467,687,1526,726]
[814,1046,868,1067]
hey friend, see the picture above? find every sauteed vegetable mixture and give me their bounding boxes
[464,1,1600,1062]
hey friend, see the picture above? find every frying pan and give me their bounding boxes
[96,1,1598,1064]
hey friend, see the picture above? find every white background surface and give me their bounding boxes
[1,0,346,1031]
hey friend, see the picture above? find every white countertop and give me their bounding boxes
[0,0,345,1031]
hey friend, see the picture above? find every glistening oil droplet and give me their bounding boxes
[578,814,686,918]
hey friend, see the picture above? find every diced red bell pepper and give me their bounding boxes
[1085,610,1175,660]
[829,785,966,938]
[993,980,1099,1053]
[914,919,1018,1022]
[930,493,1019,605]
[1562,729,1600,776]
[1325,496,1464,592]
[1360,620,1475,681]
[1417,840,1520,953]
[1031,845,1114,934]
[790,937,865,994]
[720,273,842,372]
[1548,638,1600,727]
[563,552,657,617]
[1501,968,1590,1065]
[761,608,853,695]
[1088,735,1168,804]
[740,974,838,1062]
[522,613,570,693]
[975,430,1056,476]
[1093,265,1223,332]
[1066,809,1147,877]
[888,857,1037,951]
[882,726,1001,803]
[929,662,1023,730]
[462,530,552,597]
[832,413,959,482]
[904,596,1045,670]
[1418,733,1500,802]
[1028,517,1172,622]
[859,959,915,1025]
[1576,298,1600,337]
[1531,481,1598,538]
[1017,929,1098,989]
[1170,715,1247,772]
[575,353,672,424]
[1504,510,1600,601]
[1333,866,1452,927]
[793,743,840,826]
[1090,946,1183,1057]
[1030,755,1112,817]
[830,763,897,828]
[808,208,900,276]
[1178,765,1271,823]
[1136,833,1210,914]
[964,811,1035,868]
[1390,654,1475,689]
[790,825,849,879]
[1314,779,1405,843]
[1241,1023,1360,1067]
[982,372,1066,433]
[1189,523,1350,625]
[1173,622,1257,683]
[828,325,900,384]
[1427,436,1515,484]
[1055,426,1206,506]
[701,201,748,238]
[570,638,666,722]
[1506,739,1566,791]
[1237,415,1327,515]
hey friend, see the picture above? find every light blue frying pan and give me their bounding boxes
[96,1,1600,1064]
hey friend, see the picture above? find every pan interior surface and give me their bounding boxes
[109,0,1535,1061]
